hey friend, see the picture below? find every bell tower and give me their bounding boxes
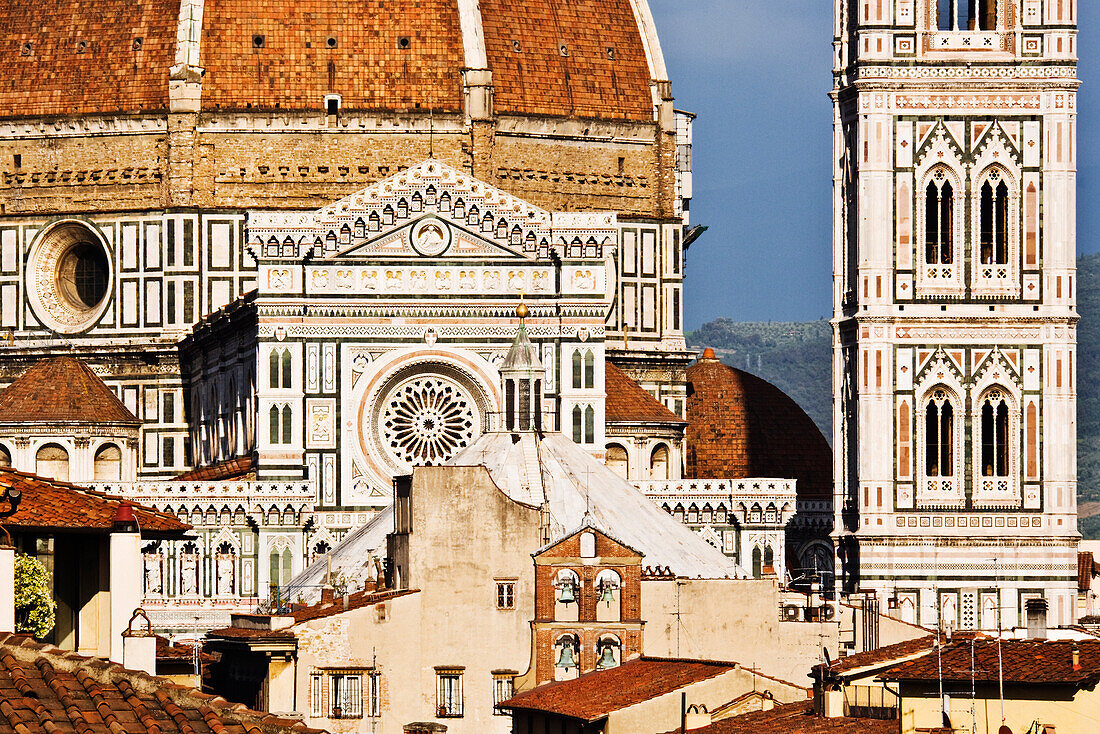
[832,0,1079,629]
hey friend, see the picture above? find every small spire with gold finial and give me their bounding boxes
[516,291,529,321]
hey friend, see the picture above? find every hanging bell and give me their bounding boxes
[598,581,617,605]
[596,645,617,670]
[556,644,576,669]
[557,580,576,604]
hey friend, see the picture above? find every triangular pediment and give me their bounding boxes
[247,160,617,263]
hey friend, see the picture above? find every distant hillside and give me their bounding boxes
[689,252,1100,536]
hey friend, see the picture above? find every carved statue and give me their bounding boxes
[180,552,199,596]
[216,553,235,596]
[143,551,163,595]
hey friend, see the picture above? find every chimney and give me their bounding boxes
[1026,598,1048,640]
[121,609,157,675]
[1073,643,1081,671]
[110,502,142,663]
[0,543,14,633]
[321,585,335,606]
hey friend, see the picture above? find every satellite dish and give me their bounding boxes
[823,647,832,667]
[999,726,1012,734]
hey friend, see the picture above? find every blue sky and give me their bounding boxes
[650,1,1099,328]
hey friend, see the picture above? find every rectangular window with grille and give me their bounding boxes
[328,673,362,718]
[436,670,463,717]
[496,581,515,609]
[492,675,514,714]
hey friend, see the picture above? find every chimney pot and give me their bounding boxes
[1025,598,1049,640]
[320,586,335,606]
[112,502,139,533]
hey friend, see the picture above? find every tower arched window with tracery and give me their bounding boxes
[979,178,1009,266]
[924,389,955,478]
[973,167,1017,294]
[980,389,1010,478]
[925,172,953,267]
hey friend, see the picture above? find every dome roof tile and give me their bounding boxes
[686,356,832,499]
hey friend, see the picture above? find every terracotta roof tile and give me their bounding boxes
[0,467,188,536]
[604,362,685,424]
[0,0,175,119]
[660,701,898,734]
[289,589,412,623]
[175,455,256,482]
[207,589,417,640]
[155,636,212,664]
[686,356,831,499]
[500,657,740,722]
[200,0,465,112]
[1080,551,1095,592]
[0,357,139,424]
[818,636,938,678]
[481,0,654,120]
[879,638,1100,687]
[0,633,323,734]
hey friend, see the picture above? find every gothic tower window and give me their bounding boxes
[980,389,1010,478]
[925,173,953,267]
[269,404,293,444]
[572,351,582,389]
[979,177,1009,266]
[269,348,291,389]
[584,351,595,389]
[924,390,954,478]
[935,0,997,30]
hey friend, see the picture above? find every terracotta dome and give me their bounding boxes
[0,0,662,120]
[686,353,832,500]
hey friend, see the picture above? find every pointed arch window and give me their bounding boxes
[572,405,583,444]
[572,351,582,389]
[980,390,1010,478]
[980,176,1009,265]
[925,173,953,266]
[583,351,595,389]
[924,389,955,477]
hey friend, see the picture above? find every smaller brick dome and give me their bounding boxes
[686,355,831,500]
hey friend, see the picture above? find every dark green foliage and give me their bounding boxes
[1077,254,1100,516]
[687,319,832,443]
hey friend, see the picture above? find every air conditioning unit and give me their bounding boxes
[782,603,803,621]
[821,602,837,621]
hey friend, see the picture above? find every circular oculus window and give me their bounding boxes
[369,364,487,474]
[27,221,112,333]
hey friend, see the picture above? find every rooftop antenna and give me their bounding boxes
[994,557,1004,727]
[936,584,947,728]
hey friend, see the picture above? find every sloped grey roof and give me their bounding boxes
[450,432,744,579]
[284,504,393,603]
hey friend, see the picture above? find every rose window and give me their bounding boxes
[381,375,478,466]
